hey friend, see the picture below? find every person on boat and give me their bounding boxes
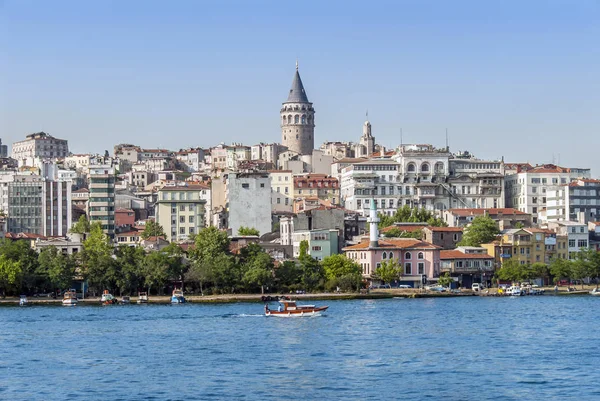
[278,304,282,312]
[264,304,269,313]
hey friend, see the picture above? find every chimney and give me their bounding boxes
[367,199,380,247]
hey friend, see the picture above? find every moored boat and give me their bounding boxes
[62,290,78,306]
[101,290,117,305]
[590,288,600,296]
[121,296,131,304]
[171,289,186,304]
[19,295,28,306]
[137,292,148,304]
[264,300,328,317]
[507,286,522,297]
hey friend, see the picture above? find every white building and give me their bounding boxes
[547,221,589,259]
[505,164,592,224]
[227,172,271,236]
[269,170,293,213]
[546,179,600,224]
[11,132,69,166]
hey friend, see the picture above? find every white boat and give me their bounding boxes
[171,289,186,304]
[264,300,328,317]
[137,292,148,304]
[19,295,28,306]
[101,290,117,305]
[62,290,78,306]
[121,296,131,304]
[590,288,600,296]
[507,286,522,297]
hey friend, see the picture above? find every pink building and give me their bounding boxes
[344,238,441,284]
[346,198,441,286]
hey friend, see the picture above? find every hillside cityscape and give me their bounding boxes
[0,64,599,296]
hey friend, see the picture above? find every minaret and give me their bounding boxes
[367,199,380,247]
[280,62,315,155]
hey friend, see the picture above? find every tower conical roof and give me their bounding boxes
[285,68,309,103]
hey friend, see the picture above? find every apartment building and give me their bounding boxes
[546,179,600,224]
[11,132,69,165]
[269,170,293,213]
[294,174,339,205]
[505,164,591,224]
[88,166,116,238]
[156,184,207,242]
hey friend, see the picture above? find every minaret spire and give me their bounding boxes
[296,59,298,70]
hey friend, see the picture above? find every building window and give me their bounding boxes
[407,163,416,172]
[242,183,249,189]
[569,239,576,248]
[189,216,194,223]
[260,183,265,188]
[189,227,195,234]
[417,252,424,260]
[578,239,588,248]
[180,205,185,211]
[382,252,387,259]
[418,262,424,275]
[405,252,412,260]
[180,216,185,223]
[405,263,412,275]
[179,227,185,234]
[312,246,322,251]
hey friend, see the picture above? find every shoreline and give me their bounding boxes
[1,286,596,305]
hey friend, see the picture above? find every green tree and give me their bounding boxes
[81,222,116,295]
[382,227,423,239]
[143,251,170,295]
[0,255,22,296]
[378,205,447,229]
[237,226,260,236]
[459,216,500,247]
[530,262,550,285]
[438,272,453,288]
[141,220,166,240]
[322,254,361,281]
[242,252,274,293]
[496,259,529,282]
[37,247,76,292]
[0,239,41,293]
[322,254,362,292]
[192,227,230,263]
[114,245,146,295]
[373,259,400,285]
[580,248,600,289]
[549,257,573,284]
[70,215,90,234]
[274,260,303,291]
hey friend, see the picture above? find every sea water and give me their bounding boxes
[1,296,599,400]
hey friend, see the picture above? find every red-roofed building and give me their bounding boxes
[293,174,339,205]
[422,226,464,249]
[442,208,532,229]
[115,208,135,229]
[505,164,591,224]
[440,247,495,288]
[344,237,441,286]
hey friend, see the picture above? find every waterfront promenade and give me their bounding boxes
[1,285,596,305]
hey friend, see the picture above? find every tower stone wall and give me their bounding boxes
[281,65,315,156]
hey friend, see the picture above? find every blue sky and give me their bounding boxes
[1,0,598,171]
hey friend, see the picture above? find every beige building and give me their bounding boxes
[270,170,293,213]
[156,184,207,242]
[294,174,339,205]
[12,132,69,165]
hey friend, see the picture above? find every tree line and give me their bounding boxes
[0,223,364,297]
[495,248,600,287]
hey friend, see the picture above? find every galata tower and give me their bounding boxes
[280,62,315,155]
